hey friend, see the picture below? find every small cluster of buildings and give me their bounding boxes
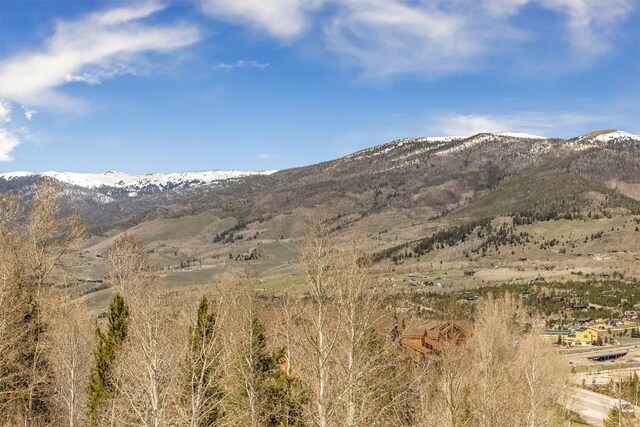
[543,326,602,346]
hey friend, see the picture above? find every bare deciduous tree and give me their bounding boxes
[333,236,407,426]
[107,235,182,427]
[516,328,568,427]
[0,180,85,426]
[0,193,27,425]
[297,219,412,427]
[467,294,525,427]
[298,215,340,427]
[107,234,148,291]
[217,272,264,427]
[114,280,182,427]
[45,294,94,427]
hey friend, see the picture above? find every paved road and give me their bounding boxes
[562,344,640,362]
[568,387,640,427]
[568,388,613,426]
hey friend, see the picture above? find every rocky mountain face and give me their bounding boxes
[1,130,639,230]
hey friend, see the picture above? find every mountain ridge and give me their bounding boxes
[2,129,637,195]
[0,169,278,199]
[1,128,639,230]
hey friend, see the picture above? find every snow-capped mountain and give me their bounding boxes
[0,169,278,198]
[575,130,640,148]
[1,129,637,230]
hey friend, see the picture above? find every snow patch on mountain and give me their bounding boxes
[577,130,640,142]
[342,136,466,163]
[496,132,546,139]
[435,134,498,156]
[593,131,639,143]
[0,169,278,197]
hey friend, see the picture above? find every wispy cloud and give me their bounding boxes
[0,101,11,124]
[0,2,201,108]
[198,0,636,78]
[429,112,599,137]
[22,107,36,121]
[258,153,274,159]
[0,2,201,161]
[538,0,635,54]
[201,0,322,39]
[216,60,270,71]
[0,101,18,161]
[64,64,136,85]
[0,129,20,162]
[323,1,510,78]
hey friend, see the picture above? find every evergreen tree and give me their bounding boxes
[262,347,309,427]
[604,405,637,427]
[86,293,129,425]
[251,319,308,427]
[183,296,224,426]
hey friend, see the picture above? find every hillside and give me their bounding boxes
[4,130,638,228]
[6,129,633,311]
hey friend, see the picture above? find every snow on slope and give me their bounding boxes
[592,130,640,143]
[341,132,553,164]
[576,130,640,142]
[0,169,278,195]
[496,132,546,139]
[434,132,546,156]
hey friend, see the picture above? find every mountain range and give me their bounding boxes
[1,129,639,231]
[4,128,639,304]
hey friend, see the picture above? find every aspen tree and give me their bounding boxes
[110,236,181,427]
[46,295,93,427]
[0,180,85,426]
[297,215,339,427]
[114,281,181,426]
[333,236,407,426]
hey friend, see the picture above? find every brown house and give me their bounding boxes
[395,319,470,362]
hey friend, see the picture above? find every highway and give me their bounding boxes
[562,344,640,362]
[568,388,614,426]
[568,387,640,426]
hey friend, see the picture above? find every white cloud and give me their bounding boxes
[538,0,635,53]
[201,0,322,39]
[0,100,11,123]
[480,0,531,16]
[0,2,201,107]
[323,1,506,77]
[216,60,270,71]
[430,112,597,137]
[65,64,136,85]
[0,128,20,162]
[199,0,635,78]
[22,106,36,121]
[258,153,273,159]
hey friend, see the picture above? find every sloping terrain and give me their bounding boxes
[3,130,640,308]
[3,130,639,229]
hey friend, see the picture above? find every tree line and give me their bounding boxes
[0,180,573,426]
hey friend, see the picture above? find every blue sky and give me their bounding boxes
[0,0,638,173]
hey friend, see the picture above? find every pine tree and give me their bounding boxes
[86,293,129,425]
[604,405,637,427]
[264,348,309,427]
[252,319,308,427]
[183,296,224,427]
